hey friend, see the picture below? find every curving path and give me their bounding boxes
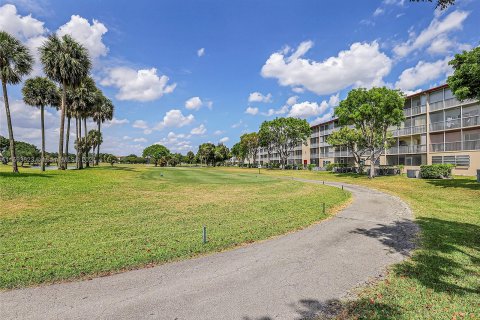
[0,179,418,320]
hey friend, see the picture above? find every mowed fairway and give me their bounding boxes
[0,165,350,289]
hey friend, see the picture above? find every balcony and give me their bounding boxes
[430,100,444,111]
[430,141,462,152]
[444,98,461,109]
[387,144,426,154]
[462,115,480,128]
[333,150,352,157]
[404,105,426,117]
[320,152,334,158]
[310,143,319,148]
[429,119,461,132]
[463,140,480,150]
[390,125,426,137]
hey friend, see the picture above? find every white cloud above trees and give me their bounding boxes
[100,67,176,102]
[261,40,392,95]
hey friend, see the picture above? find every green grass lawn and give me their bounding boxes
[0,164,350,289]
[220,168,480,320]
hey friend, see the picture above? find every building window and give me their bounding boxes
[431,155,470,167]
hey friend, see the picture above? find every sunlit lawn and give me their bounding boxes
[0,164,350,289]
[220,167,480,320]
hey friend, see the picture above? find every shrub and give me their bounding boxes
[307,164,315,171]
[420,164,455,179]
[326,163,346,171]
[284,164,293,170]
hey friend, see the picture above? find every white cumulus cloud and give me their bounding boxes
[248,92,273,103]
[154,109,195,131]
[185,96,203,110]
[393,10,469,57]
[245,107,259,115]
[197,48,205,57]
[219,137,229,143]
[100,67,176,102]
[288,101,329,119]
[261,40,392,95]
[395,57,452,91]
[57,15,108,59]
[0,4,45,39]
[190,124,207,135]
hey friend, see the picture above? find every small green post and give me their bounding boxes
[202,226,207,244]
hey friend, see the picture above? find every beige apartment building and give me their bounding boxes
[256,84,480,176]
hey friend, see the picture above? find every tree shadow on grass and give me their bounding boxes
[0,172,52,178]
[94,166,138,172]
[242,298,402,319]
[426,178,480,191]
[352,217,479,296]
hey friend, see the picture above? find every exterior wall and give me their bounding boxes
[428,151,480,176]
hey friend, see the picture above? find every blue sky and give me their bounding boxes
[0,0,479,155]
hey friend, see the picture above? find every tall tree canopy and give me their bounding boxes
[268,117,311,168]
[447,46,480,102]
[240,132,259,165]
[326,126,367,171]
[40,34,91,169]
[142,144,170,166]
[334,87,404,178]
[197,142,216,166]
[22,77,59,171]
[231,142,247,164]
[0,31,34,172]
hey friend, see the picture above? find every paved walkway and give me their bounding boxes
[0,179,418,320]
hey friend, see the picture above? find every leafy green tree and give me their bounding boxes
[93,92,114,165]
[22,77,59,171]
[231,142,247,165]
[447,46,480,102]
[240,132,259,166]
[170,153,183,167]
[258,120,276,165]
[142,144,170,166]
[334,87,404,178]
[0,31,34,173]
[269,117,311,169]
[197,143,216,166]
[104,154,118,166]
[186,150,195,164]
[327,126,367,172]
[215,143,230,165]
[2,140,40,167]
[40,34,91,169]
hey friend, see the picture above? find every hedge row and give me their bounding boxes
[420,164,454,179]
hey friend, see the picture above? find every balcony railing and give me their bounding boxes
[430,141,462,152]
[464,140,480,150]
[462,115,480,128]
[310,143,319,148]
[386,144,426,154]
[444,98,461,109]
[404,105,426,117]
[430,100,444,111]
[389,125,426,137]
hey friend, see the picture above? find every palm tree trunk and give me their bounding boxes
[58,82,67,169]
[77,117,83,169]
[1,79,18,173]
[96,120,101,165]
[83,118,89,167]
[65,116,70,169]
[75,117,79,169]
[40,105,45,171]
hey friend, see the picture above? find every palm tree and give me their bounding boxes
[40,34,91,170]
[87,129,102,165]
[0,31,33,173]
[93,92,113,165]
[22,77,59,171]
[68,77,97,168]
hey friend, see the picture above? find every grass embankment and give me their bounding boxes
[0,165,349,289]
[221,168,480,319]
